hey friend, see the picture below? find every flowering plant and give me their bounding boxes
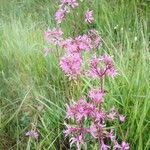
[44,0,129,149]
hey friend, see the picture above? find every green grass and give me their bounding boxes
[0,0,150,149]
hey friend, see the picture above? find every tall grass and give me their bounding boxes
[0,0,149,149]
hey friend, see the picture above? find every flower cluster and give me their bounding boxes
[64,96,128,150]
[60,52,82,80]
[87,55,118,79]
[55,0,78,24]
[55,0,94,24]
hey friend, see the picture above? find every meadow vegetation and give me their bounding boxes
[0,0,149,149]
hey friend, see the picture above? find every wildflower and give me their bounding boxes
[59,52,82,80]
[89,124,98,138]
[55,7,68,24]
[86,55,102,79]
[85,10,94,23]
[89,88,105,104]
[64,124,78,137]
[61,34,93,53]
[107,129,115,141]
[44,28,63,45]
[106,67,118,78]
[100,140,111,150]
[70,134,84,150]
[114,141,122,149]
[43,0,129,149]
[60,0,78,8]
[87,55,118,79]
[66,97,96,122]
[101,55,113,65]
[94,111,106,122]
[121,141,130,150]
[26,130,39,139]
[119,115,125,123]
[107,107,117,120]
[75,34,93,52]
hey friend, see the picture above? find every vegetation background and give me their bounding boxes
[0,0,149,149]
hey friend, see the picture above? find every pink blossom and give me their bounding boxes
[107,130,115,141]
[64,124,78,137]
[101,55,113,65]
[89,88,105,104]
[66,97,97,122]
[75,34,93,52]
[107,112,117,120]
[26,130,39,139]
[89,124,98,138]
[121,141,130,150]
[60,53,82,80]
[70,134,83,150]
[61,0,78,8]
[87,55,118,79]
[94,111,106,122]
[86,55,103,79]
[107,107,117,120]
[68,0,78,8]
[61,38,78,53]
[44,28,63,45]
[101,140,111,150]
[55,7,68,24]
[85,10,94,23]
[119,115,125,123]
[106,67,118,78]
[61,34,93,53]
[114,141,122,149]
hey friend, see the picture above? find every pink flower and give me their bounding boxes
[61,38,78,53]
[107,112,117,120]
[101,140,111,150]
[121,141,130,150]
[85,10,94,23]
[44,28,63,45]
[61,34,93,53]
[55,7,68,24]
[26,130,39,139]
[106,67,118,78]
[66,97,96,122]
[70,134,84,150]
[61,0,78,8]
[89,124,98,138]
[75,34,93,52]
[119,115,125,123]
[87,55,118,79]
[89,88,105,104]
[94,111,106,122]
[107,107,117,120]
[114,141,122,149]
[101,55,113,65]
[68,0,78,8]
[60,52,82,80]
[64,124,78,137]
[107,130,115,141]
